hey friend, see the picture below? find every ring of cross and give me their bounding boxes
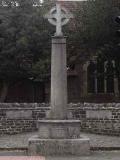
[48,6,70,26]
[45,3,73,36]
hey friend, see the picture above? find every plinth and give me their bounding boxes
[28,120,90,156]
[28,37,90,156]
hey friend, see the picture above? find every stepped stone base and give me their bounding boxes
[28,136,90,156]
[37,120,81,139]
[28,120,90,156]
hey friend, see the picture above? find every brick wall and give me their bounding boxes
[0,103,120,135]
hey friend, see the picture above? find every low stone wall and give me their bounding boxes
[0,103,120,135]
[70,103,120,136]
[0,103,50,134]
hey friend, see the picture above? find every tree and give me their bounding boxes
[0,0,52,102]
[0,0,119,101]
[63,0,120,65]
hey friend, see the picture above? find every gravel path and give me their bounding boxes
[0,132,120,148]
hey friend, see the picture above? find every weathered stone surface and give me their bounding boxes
[45,3,73,37]
[6,110,32,119]
[37,120,80,139]
[28,136,90,156]
[86,110,112,119]
[50,37,67,120]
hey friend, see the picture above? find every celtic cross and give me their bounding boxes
[45,2,73,37]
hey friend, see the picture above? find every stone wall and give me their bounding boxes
[0,103,120,135]
[70,103,120,136]
[0,103,50,134]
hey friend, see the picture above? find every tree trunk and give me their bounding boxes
[0,81,9,102]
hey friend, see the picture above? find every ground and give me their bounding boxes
[0,131,120,148]
[45,151,120,160]
[0,132,120,159]
[0,151,119,160]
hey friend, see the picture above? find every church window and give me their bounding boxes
[87,59,115,94]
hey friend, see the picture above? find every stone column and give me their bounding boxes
[93,58,97,94]
[113,61,119,98]
[104,61,107,93]
[114,77,119,97]
[50,36,67,119]
[28,35,90,156]
[83,62,89,97]
[94,70,98,94]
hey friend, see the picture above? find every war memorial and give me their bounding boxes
[0,0,119,159]
[28,2,90,156]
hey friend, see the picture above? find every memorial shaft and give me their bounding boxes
[28,3,90,155]
[51,37,67,119]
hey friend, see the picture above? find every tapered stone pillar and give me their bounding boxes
[28,36,90,156]
[50,37,67,119]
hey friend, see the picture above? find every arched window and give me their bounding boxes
[104,61,114,93]
[87,61,96,93]
[87,59,116,94]
[97,61,104,93]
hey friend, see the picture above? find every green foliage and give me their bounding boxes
[0,0,52,82]
[65,0,120,64]
[0,0,119,81]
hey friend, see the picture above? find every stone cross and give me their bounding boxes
[28,1,90,156]
[45,2,73,36]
